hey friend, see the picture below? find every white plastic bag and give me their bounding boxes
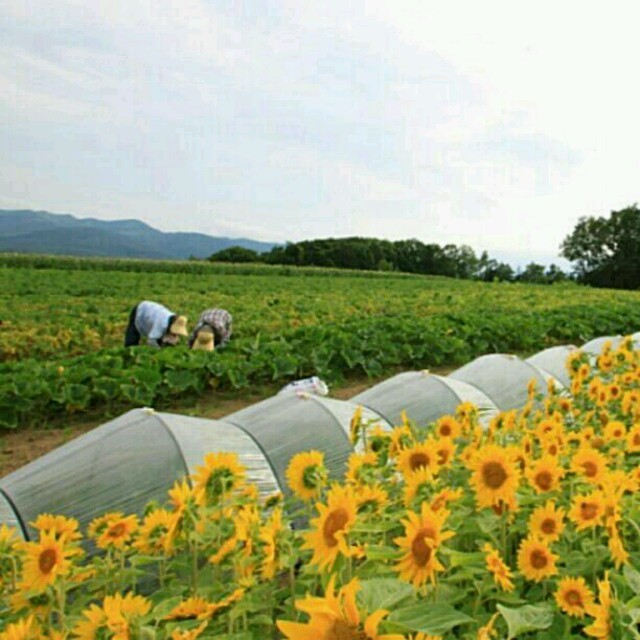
[278,376,329,397]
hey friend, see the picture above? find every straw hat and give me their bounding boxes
[193,326,215,351]
[169,315,188,337]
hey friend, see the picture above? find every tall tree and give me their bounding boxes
[561,205,640,288]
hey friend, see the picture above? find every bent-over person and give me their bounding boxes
[189,308,232,351]
[124,300,188,348]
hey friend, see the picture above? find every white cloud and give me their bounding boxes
[2,0,639,265]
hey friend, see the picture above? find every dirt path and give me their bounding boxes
[0,365,455,477]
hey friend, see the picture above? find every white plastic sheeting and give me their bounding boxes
[526,345,577,388]
[352,371,499,428]
[449,354,563,411]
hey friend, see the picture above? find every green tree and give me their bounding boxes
[560,204,640,288]
[208,246,262,263]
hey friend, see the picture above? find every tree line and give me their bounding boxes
[209,204,640,288]
[209,239,568,284]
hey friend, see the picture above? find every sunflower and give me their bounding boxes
[622,391,640,416]
[368,426,392,460]
[74,592,151,640]
[555,576,594,618]
[571,448,608,484]
[584,573,612,639]
[435,415,461,439]
[346,452,378,485]
[525,456,565,494]
[259,507,284,579]
[477,613,499,640]
[134,509,176,556]
[349,405,364,445]
[192,452,246,504]
[468,444,520,510]
[0,523,18,553]
[87,511,125,540]
[482,543,514,592]
[608,528,629,569]
[355,484,389,514]
[394,502,454,587]
[517,537,558,582]
[433,437,455,468]
[96,514,138,551]
[402,466,436,507]
[19,531,73,593]
[303,484,358,571]
[568,492,605,531]
[277,575,403,640]
[285,451,328,501]
[603,420,626,441]
[165,597,212,621]
[170,621,208,640]
[625,423,640,453]
[0,616,41,640]
[430,487,463,512]
[528,501,565,543]
[396,440,440,480]
[389,425,414,459]
[30,514,81,543]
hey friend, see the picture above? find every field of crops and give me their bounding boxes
[3,254,640,430]
[1,336,640,638]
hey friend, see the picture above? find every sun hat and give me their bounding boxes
[169,315,188,337]
[192,326,215,351]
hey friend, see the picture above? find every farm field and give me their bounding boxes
[3,254,640,431]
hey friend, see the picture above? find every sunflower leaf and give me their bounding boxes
[497,602,554,639]
[357,578,414,611]
[624,564,640,595]
[388,603,473,635]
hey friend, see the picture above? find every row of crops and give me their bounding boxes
[3,257,640,429]
[1,338,639,638]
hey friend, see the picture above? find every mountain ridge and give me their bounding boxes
[0,209,276,259]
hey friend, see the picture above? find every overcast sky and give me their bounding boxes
[2,1,639,266]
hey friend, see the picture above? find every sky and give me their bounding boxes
[2,1,640,267]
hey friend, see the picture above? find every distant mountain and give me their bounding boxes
[0,210,276,259]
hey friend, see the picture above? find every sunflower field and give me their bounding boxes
[1,338,640,639]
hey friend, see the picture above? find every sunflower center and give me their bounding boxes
[547,444,558,456]
[580,502,598,520]
[535,471,553,490]
[322,508,349,547]
[410,531,433,567]
[437,449,450,465]
[440,425,452,436]
[634,434,640,446]
[540,518,556,535]
[327,619,368,640]
[39,548,58,574]
[530,549,548,570]
[565,589,583,607]
[482,461,507,489]
[409,452,431,471]
[107,523,127,539]
[581,461,598,478]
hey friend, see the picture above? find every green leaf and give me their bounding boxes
[624,564,640,595]
[388,603,473,635]
[497,602,554,639]
[357,578,414,612]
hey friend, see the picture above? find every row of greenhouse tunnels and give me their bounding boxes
[1,333,638,543]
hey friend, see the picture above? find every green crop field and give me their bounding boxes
[3,254,640,430]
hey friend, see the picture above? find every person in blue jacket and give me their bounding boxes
[124,300,188,347]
